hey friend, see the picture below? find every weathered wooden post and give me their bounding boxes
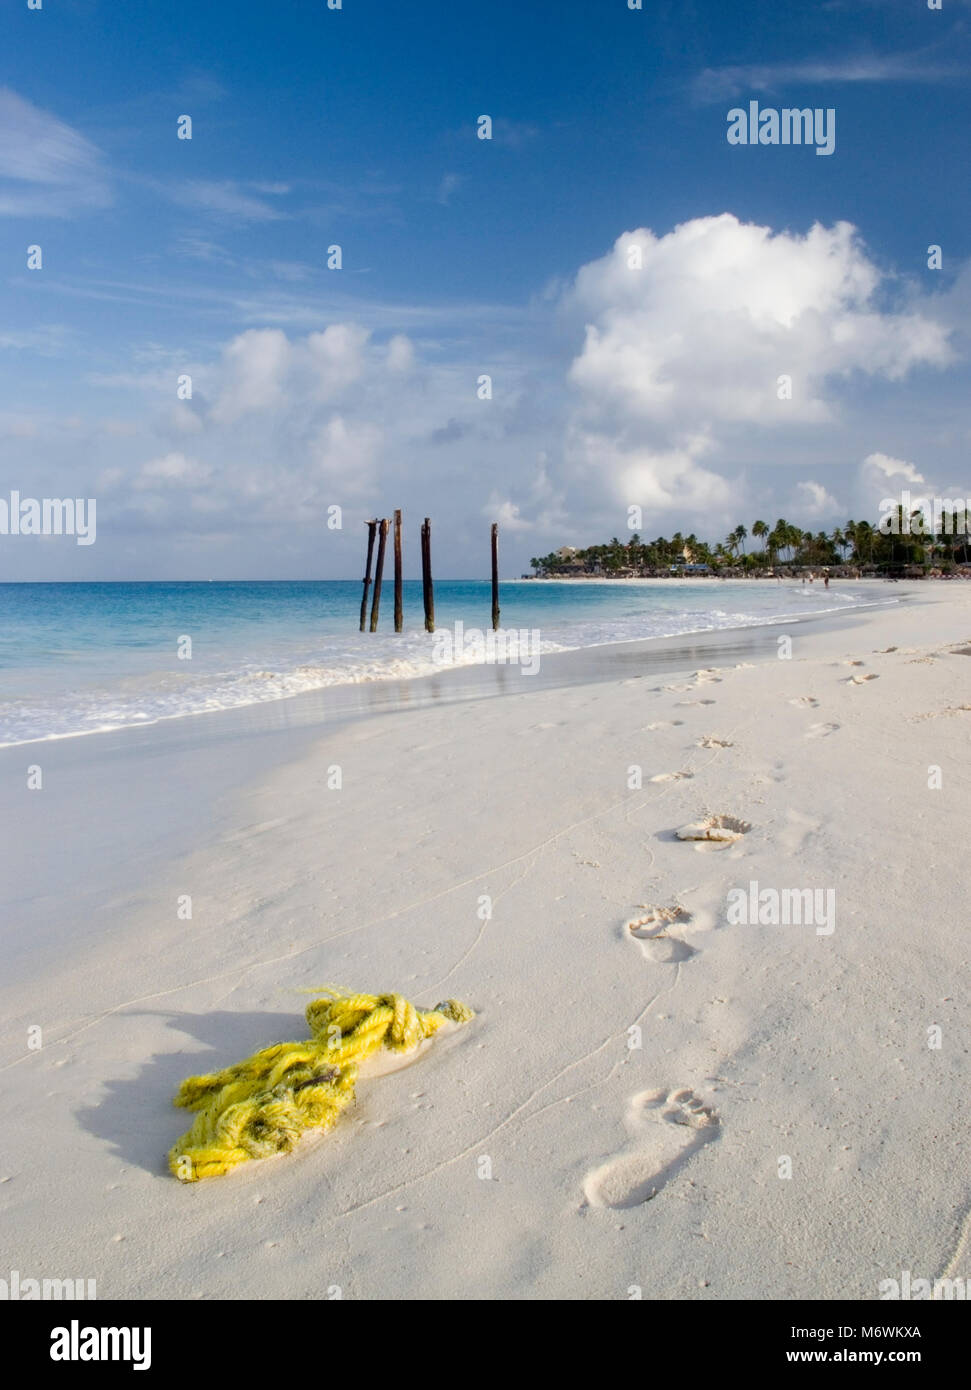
[360,519,377,632]
[421,517,435,633]
[369,518,389,632]
[491,522,500,631]
[393,509,403,633]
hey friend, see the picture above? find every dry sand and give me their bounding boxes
[2,583,969,1300]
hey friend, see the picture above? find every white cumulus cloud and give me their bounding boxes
[211,329,292,423]
[560,215,952,525]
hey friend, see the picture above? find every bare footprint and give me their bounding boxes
[645,720,685,730]
[676,814,751,849]
[675,698,716,707]
[650,770,694,783]
[583,1088,720,1209]
[636,935,696,963]
[626,905,692,932]
[697,735,733,748]
[788,696,820,708]
[625,906,696,963]
[778,808,820,856]
[806,721,840,738]
[846,673,879,685]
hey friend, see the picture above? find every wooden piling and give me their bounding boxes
[421,517,435,633]
[369,518,389,632]
[491,522,500,631]
[393,509,403,633]
[360,519,377,632]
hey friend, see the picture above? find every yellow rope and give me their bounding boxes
[168,989,474,1182]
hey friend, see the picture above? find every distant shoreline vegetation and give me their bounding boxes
[528,511,971,580]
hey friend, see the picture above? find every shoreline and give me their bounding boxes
[0,579,905,751]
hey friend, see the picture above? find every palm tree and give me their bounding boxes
[855,520,874,566]
[769,519,799,563]
[752,520,768,556]
[606,536,625,571]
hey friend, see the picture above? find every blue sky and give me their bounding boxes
[1,0,969,578]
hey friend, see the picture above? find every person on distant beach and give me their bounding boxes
[824,571,830,589]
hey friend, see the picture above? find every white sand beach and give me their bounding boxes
[2,583,969,1301]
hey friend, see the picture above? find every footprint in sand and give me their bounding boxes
[625,906,696,963]
[676,814,751,849]
[778,809,821,856]
[788,696,820,708]
[806,721,840,739]
[697,735,733,748]
[675,698,716,707]
[846,673,879,685]
[583,1088,720,1209]
[650,770,694,783]
[645,720,685,730]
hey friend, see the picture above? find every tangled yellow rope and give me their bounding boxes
[168,990,474,1182]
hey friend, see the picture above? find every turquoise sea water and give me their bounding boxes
[0,579,893,745]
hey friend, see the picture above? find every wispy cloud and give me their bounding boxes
[171,234,238,266]
[691,52,966,103]
[301,176,401,224]
[0,88,112,217]
[23,270,528,346]
[166,179,289,222]
[0,323,75,355]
